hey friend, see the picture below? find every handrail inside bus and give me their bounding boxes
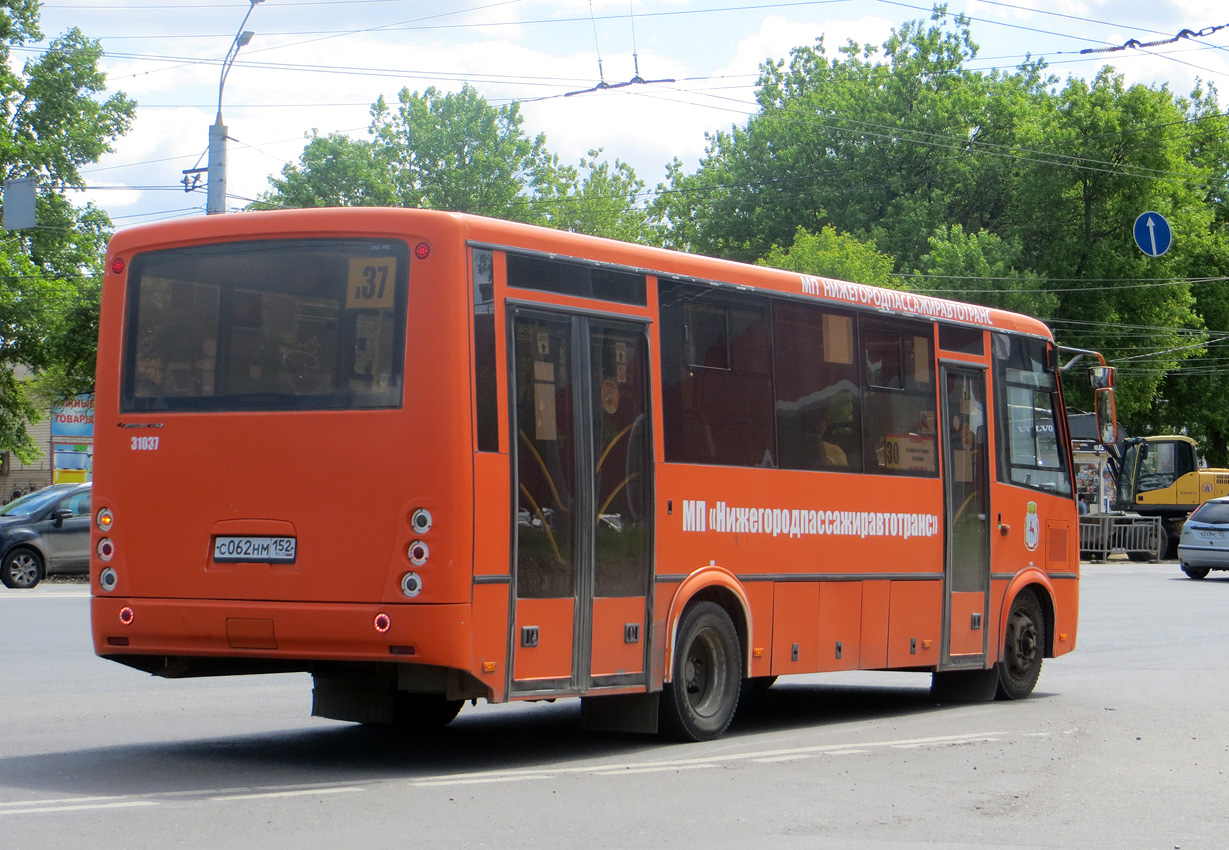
[518,430,568,513]
[594,416,642,476]
[519,483,566,565]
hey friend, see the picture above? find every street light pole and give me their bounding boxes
[207,0,264,215]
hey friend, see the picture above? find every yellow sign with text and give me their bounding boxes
[885,434,937,473]
[347,258,396,309]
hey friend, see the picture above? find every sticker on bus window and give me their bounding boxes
[347,258,396,309]
[601,378,619,414]
[884,434,936,472]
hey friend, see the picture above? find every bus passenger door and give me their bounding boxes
[510,311,653,694]
[940,365,991,668]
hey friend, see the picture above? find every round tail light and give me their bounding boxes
[408,540,429,566]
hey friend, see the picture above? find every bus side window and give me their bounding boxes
[860,320,938,477]
[473,249,498,452]
[659,283,775,467]
[772,301,862,472]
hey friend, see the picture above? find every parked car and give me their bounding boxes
[0,483,92,589]
[1177,495,1229,579]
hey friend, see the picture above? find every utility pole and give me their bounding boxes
[207,0,264,215]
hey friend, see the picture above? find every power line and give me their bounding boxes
[1079,22,1229,56]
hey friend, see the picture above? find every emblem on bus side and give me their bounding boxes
[1024,501,1040,551]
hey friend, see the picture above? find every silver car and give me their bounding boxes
[1177,496,1229,579]
[0,483,92,589]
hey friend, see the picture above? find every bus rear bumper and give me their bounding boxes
[91,596,473,672]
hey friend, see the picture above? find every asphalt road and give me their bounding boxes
[2,562,1226,849]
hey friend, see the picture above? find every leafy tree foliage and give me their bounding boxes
[758,225,895,289]
[256,132,397,208]
[914,225,1054,318]
[259,86,555,220]
[0,5,134,459]
[538,149,657,243]
[259,87,658,243]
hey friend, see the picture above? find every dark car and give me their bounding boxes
[0,483,92,589]
[1177,496,1229,579]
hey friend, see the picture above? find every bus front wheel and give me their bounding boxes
[995,590,1044,700]
[659,601,741,742]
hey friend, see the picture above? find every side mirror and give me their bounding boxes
[1089,365,1115,390]
[1095,387,1117,445]
[51,508,72,527]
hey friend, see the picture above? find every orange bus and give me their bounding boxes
[90,208,1113,741]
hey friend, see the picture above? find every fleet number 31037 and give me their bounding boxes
[131,436,160,451]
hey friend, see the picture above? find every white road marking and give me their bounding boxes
[411,774,554,787]
[0,795,121,808]
[210,787,364,801]
[0,590,91,600]
[409,731,1016,787]
[590,763,717,776]
[0,801,158,816]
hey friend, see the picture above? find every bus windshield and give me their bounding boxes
[121,238,408,412]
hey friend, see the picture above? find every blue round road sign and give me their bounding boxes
[1133,211,1172,257]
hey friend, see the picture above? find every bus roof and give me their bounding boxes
[106,207,1054,340]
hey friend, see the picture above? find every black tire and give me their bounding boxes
[1,547,44,589]
[995,590,1044,700]
[392,692,463,729]
[660,601,742,742]
[1127,526,1165,562]
[1182,564,1210,580]
[1161,523,1178,560]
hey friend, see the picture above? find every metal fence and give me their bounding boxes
[1079,514,1163,562]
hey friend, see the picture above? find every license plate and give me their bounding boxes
[213,536,297,563]
[1201,529,1226,540]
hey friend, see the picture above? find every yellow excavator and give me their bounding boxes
[1114,435,1229,556]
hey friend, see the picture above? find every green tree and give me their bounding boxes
[653,9,1028,268]
[258,88,659,243]
[913,225,1055,317]
[1142,82,1229,464]
[1008,69,1210,418]
[0,7,135,459]
[538,149,658,243]
[257,131,396,208]
[259,86,556,221]
[369,85,559,221]
[758,225,896,288]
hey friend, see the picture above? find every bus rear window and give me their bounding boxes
[122,239,408,412]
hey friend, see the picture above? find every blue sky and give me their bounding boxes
[27,0,1229,226]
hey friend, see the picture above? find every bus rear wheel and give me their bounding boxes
[659,601,741,742]
[996,590,1044,700]
[392,692,464,729]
